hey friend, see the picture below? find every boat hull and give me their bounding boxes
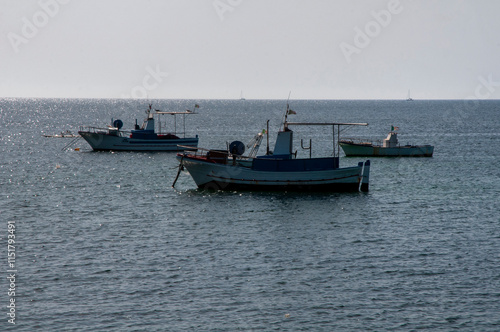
[79,131,198,151]
[178,155,370,192]
[340,142,433,157]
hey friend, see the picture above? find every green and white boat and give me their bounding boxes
[340,129,434,157]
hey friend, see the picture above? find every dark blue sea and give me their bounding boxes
[1,98,499,331]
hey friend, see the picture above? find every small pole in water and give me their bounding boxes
[172,155,184,188]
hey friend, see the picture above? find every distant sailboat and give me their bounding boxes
[240,90,246,101]
[406,89,413,101]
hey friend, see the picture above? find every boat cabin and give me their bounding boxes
[383,132,398,148]
[130,111,156,139]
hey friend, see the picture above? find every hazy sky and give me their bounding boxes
[2,0,500,99]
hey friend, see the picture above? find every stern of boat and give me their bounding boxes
[360,160,370,192]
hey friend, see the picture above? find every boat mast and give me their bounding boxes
[337,125,341,158]
[158,113,161,134]
[332,125,335,158]
[266,120,270,155]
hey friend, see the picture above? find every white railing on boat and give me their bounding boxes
[341,138,383,146]
[177,145,256,167]
[78,126,131,136]
[177,145,245,158]
[79,125,190,137]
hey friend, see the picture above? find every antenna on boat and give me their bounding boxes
[281,91,292,131]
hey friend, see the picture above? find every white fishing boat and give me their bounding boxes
[173,106,371,192]
[340,127,434,157]
[78,104,199,151]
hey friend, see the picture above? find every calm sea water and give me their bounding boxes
[1,98,499,331]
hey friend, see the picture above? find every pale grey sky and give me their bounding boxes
[2,0,500,99]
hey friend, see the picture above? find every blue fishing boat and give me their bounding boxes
[174,106,370,192]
